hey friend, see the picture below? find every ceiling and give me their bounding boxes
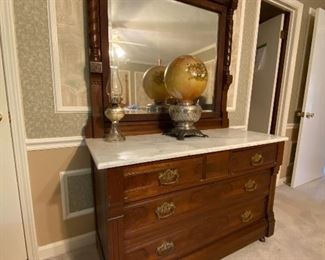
[109,0,219,65]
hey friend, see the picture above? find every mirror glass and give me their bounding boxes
[108,0,219,114]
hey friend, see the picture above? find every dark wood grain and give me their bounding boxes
[123,171,271,237]
[182,219,267,260]
[124,156,203,202]
[270,13,290,134]
[125,198,266,259]
[92,142,284,259]
[229,144,278,174]
[266,141,284,236]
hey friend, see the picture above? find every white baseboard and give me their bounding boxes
[276,177,287,187]
[26,136,85,151]
[229,125,247,130]
[286,123,299,129]
[38,231,96,259]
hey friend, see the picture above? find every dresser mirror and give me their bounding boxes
[87,0,238,137]
[109,0,219,114]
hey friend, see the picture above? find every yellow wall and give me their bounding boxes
[27,146,94,246]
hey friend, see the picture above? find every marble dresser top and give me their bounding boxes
[86,128,288,170]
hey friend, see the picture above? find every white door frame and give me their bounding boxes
[0,1,39,259]
[245,0,303,136]
[243,0,303,184]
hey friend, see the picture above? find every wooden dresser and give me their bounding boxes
[86,129,286,259]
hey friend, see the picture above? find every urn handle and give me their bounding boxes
[155,202,176,219]
[244,179,257,192]
[156,241,175,256]
[158,169,179,185]
[241,210,253,223]
[251,153,264,166]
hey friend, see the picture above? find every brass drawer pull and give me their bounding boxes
[241,210,253,223]
[155,202,176,219]
[251,153,264,166]
[158,169,179,185]
[156,240,175,256]
[244,179,257,192]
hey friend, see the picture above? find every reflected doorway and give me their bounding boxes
[248,1,290,134]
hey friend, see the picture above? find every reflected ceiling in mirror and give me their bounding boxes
[108,0,219,114]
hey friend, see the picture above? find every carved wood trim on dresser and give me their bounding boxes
[92,141,285,259]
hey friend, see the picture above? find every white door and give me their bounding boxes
[0,36,27,259]
[291,8,325,188]
[248,14,284,133]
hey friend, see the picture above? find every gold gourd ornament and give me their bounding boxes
[164,55,209,140]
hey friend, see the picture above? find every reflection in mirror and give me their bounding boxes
[108,0,219,114]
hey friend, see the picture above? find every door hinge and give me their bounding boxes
[280,30,287,40]
[8,111,11,123]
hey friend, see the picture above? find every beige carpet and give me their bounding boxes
[47,177,325,260]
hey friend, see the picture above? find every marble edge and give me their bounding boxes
[90,137,288,170]
[85,139,101,169]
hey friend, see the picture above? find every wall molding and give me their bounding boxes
[229,125,247,130]
[60,169,94,220]
[47,0,90,113]
[276,176,287,186]
[38,231,95,260]
[0,1,39,259]
[286,123,299,129]
[26,136,85,151]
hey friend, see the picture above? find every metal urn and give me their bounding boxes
[164,55,209,140]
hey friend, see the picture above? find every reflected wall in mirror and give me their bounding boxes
[108,0,219,114]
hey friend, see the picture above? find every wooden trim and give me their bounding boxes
[26,136,85,151]
[87,0,238,137]
[244,0,303,139]
[0,1,39,259]
[265,0,303,137]
[270,12,290,134]
[228,0,246,112]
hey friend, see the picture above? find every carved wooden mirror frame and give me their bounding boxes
[86,0,238,138]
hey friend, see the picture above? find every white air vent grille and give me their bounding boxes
[60,169,94,219]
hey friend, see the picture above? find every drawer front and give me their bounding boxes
[205,151,230,180]
[124,157,203,202]
[124,171,271,236]
[125,198,266,260]
[230,144,277,173]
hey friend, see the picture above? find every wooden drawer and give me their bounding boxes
[229,144,277,174]
[125,198,266,259]
[124,156,203,202]
[124,171,271,237]
[205,151,230,180]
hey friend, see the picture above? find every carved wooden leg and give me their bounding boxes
[259,237,266,242]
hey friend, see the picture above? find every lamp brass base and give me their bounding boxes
[165,127,208,140]
[165,104,208,140]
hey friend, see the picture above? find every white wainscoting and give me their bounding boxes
[26,136,85,151]
[38,232,96,260]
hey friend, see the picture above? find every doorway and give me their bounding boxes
[0,34,28,260]
[248,1,290,135]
